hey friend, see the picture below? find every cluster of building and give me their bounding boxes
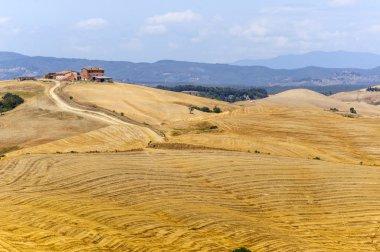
[44,67,113,83]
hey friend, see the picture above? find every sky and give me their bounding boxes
[0,0,379,63]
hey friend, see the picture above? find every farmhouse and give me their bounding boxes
[54,71,80,82]
[81,67,105,81]
[44,67,112,83]
[44,71,80,81]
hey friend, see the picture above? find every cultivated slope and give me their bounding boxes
[64,82,238,125]
[168,90,380,165]
[1,81,380,251]
[0,150,380,251]
[332,89,380,106]
[0,80,106,153]
[9,125,159,156]
[257,89,380,116]
[61,85,380,165]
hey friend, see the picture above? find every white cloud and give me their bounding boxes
[259,5,312,14]
[147,10,200,25]
[141,10,201,36]
[141,24,167,35]
[191,16,223,44]
[329,0,356,6]
[75,18,108,30]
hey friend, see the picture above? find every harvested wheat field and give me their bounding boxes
[1,150,380,251]
[167,90,380,165]
[2,81,380,251]
[62,85,380,164]
[332,89,380,106]
[0,80,106,153]
[64,82,237,125]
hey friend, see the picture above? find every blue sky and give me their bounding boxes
[0,0,379,62]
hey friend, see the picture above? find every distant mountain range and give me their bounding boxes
[1,51,380,87]
[233,51,380,69]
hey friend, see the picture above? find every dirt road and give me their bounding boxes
[48,81,163,142]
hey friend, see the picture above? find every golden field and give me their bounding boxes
[1,80,380,251]
[1,151,380,251]
[0,80,106,152]
[65,84,380,165]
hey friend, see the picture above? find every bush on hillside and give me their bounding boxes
[0,93,24,112]
[189,105,222,113]
[213,106,222,113]
[200,106,211,113]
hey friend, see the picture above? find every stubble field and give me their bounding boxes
[1,80,380,251]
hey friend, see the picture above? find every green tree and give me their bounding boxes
[0,93,24,112]
[213,106,222,113]
[200,107,211,113]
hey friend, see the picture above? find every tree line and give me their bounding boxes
[156,85,268,103]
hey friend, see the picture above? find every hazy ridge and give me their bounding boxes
[2,51,380,87]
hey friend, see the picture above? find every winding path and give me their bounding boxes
[48,81,163,141]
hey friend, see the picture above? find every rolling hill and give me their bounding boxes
[0,80,106,153]
[1,79,380,251]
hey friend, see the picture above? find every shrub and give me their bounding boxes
[330,107,339,112]
[189,105,222,113]
[69,96,73,100]
[350,107,357,114]
[200,107,211,113]
[0,93,24,112]
[213,106,222,113]
[313,156,321,160]
[232,247,252,252]
[121,112,124,116]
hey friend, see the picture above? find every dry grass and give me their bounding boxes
[2,81,380,251]
[9,125,158,156]
[0,150,380,251]
[169,90,380,165]
[0,80,106,150]
[64,82,238,126]
[332,89,380,106]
